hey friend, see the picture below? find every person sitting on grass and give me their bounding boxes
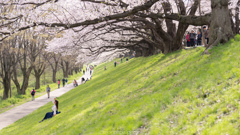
[39,98,60,123]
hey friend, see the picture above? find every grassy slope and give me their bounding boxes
[0,69,82,113]
[1,35,240,134]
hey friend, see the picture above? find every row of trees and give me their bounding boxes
[0,30,82,99]
[1,0,239,56]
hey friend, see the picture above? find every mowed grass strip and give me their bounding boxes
[1,35,240,135]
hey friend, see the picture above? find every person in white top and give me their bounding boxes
[39,98,60,123]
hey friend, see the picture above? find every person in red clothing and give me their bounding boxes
[31,89,36,101]
[58,79,60,89]
[186,32,190,47]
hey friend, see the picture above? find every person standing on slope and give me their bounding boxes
[186,32,190,47]
[58,79,60,89]
[62,78,65,87]
[65,78,68,86]
[189,30,196,47]
[83,70,85,75]
[31,89,36,101]
[46,85,51,98]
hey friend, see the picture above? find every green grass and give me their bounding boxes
[1,35,240,134]
[0,69,82,113]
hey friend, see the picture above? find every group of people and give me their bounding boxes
[113,57,130,68]
[186,26,210,47]
[30,66,94,123]
[57,78,68,88]
[30,85,51,101]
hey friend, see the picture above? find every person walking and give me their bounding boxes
[189,30,196,47]
[121,58,123,63]
[114,61,117,67]
[83,70,85,75]
[62,78,65,87]
[90,70,92,75]
[104,66,107,70]
[65,78,68,86]
[46,85,51,98]
[39,99,60,123]
[197,31,202,46]
[81,77,85,84]
[57,79,60,89]
[31,89,36,101]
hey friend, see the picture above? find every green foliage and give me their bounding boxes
[1,35,240,134]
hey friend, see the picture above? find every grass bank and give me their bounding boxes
[1,35,240,134]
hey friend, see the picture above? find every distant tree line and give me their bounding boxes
[0,30,82,100]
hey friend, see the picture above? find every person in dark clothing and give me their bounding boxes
[62,78,65,87]
[81,77,85,84]
[205,27,210,45]
[126,58,129,62]
[189,30,196,47]
[83,70,85,75]
[39,99,60,123]
[186,32,190,47]
[114,61,117,67]
[121,58,123,63]
[197,31,202,46]
[31,89,36,101]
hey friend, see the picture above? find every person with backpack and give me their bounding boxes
[65,78,68,86]
[39,98,61,123]
[57,79,60,89]
[62,78,65,87]
[46,85,51,98]
[31,89,36,101]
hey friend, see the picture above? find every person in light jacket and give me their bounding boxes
[46,85,51,98]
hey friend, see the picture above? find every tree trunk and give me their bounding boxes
[35,75,41,89]
[52,69,57,83]
[12,67,21,95]
[2,77,11,100]
[204,0,234,53]
[172,23,188,51]
[20,70,31,94]
[235,4,239,34]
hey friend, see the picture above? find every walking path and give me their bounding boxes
[0,70,93,130]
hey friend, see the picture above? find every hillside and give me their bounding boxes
[1,35,240,135]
